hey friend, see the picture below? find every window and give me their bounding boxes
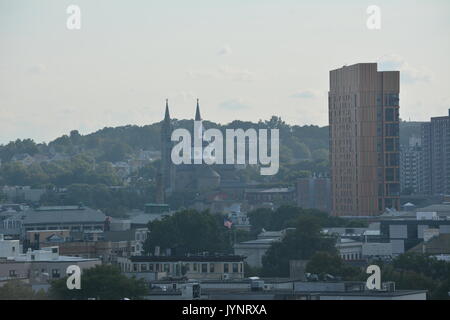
[133,264,138,272]
[386,183,400,196]
[386,153,399,166]
[52,269,60,278]
[386,94,399,106]
[141,264,147,271]
[385,108,395,121]
[193,263,198,272]
[209,263,215,273]
[149,264,154,272]
[9,270,16,277]
[385,168,395,181]
[385,123,399,136]
[201,264,208,273]
[164,264,170,272]
[232,263,238,273]
[376,94,383,106]
[224,263,229,273]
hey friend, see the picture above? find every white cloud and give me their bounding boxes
[378,54,432,84]
[290,90,319,99]
[218,98,250,111]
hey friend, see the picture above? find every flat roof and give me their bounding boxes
[130,255,245,263]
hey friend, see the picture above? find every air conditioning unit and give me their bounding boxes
[382,281,395,292]
[222,273,230,280]
[263,283,273,291]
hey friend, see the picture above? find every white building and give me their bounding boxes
[0,234,21,259]
[0,235,100,285]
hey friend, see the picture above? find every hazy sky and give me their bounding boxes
[1,0,449,144]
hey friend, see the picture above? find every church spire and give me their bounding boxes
[164,98,170,121]
[195,98,202,121]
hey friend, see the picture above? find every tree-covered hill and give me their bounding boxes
[0,116,330,164]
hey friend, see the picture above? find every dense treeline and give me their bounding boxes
[0,154,122,187]
[143,209,235,255]
[0,117,329,164]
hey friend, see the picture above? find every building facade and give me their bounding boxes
[420,110,450,195]
[118,255,245,281]
[0,235,100,283]
[296,177,331,212]
[329,63,400,216]
[400,137,422,194]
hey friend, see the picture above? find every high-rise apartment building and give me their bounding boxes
[420,109,450,195]
[329,63,400,216]
[400,137,422,195]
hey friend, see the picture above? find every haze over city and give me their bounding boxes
[1,0,450,144]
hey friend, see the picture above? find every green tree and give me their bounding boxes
[144,209,231,255]
[261,215,337,277]
[291,139,311,160]
[0,190,7,203]
[393,252,450,281]
[311,148,329,161]
[244,262,263,278]
[48,265,148,300]
[306,251,362,280]
[0,280,47,300]
[432,278,450,300]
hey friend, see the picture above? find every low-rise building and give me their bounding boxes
[297,177,331,213]
[23,205,107,233]
[408,234,450,258]
[234,238,278,268]
[23,227,148,264]
[380,209,450,254]
[144,278,427,300]
[0,235,100,285]
[118,255,245,281]
[2,186,45,203]
[245,188,296,205]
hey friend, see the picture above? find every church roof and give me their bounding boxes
[164,99,170,121]
[195,99,202,121]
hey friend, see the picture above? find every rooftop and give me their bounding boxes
[130,255,245,263]
[23,206,106,225]
[409,234,450,255]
